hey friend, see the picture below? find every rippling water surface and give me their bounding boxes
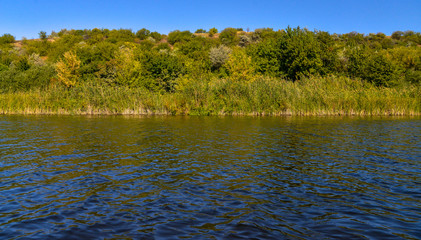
[0,115,420,239]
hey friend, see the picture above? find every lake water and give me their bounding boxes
[0,115,420,239]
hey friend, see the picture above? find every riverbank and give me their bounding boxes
[1,76,420,116]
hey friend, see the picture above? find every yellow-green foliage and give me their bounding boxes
[226,47,256,82]
[55,51,81,88]
[386,46,421,69]
[113,46,142,86]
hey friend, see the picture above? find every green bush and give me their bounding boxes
[209,28,218,37]
[195,29,206,33]
[140,50,185,92]
[0,64,55,93]
[168,30,193,45]
[219,28,238,46]
[150,32,163,42]
[0,34,15,44]
[136,28,150,40]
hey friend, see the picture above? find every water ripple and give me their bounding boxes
[0,116,420,239]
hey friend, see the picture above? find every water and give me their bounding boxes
[0,115,420,239]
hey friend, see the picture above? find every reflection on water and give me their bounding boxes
[0,115,420,239]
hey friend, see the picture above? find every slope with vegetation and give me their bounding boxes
[0,27,420,115]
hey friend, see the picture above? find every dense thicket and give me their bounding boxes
[0,28,420,110]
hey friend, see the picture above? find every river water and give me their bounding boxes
[0,115,420,239]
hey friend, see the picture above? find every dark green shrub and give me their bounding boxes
[140,51,185,92]
[195,29,206,33]
[209,28,218,37]
[219,28,238,46]
[168,30,193,45]
[39,31,47,40]
[0,64,55,93]
[0,34,15,44]
[150,31,163,42]
[136,28,150,40]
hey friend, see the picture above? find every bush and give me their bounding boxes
[209,45,232,69]
[136,28,150,40]
[0,34,15,44]
[0,64,55,93]
[238,35,251,47]
[195,29,206,33]
[168,30,193,45]
[112,46,142,86]
[226,47,256,82]
[219,28,238,46]
[140,50,185,92]
[56,51,81,87]
[39,31,48,40]
[365,54,400,86]
[209,28,218,37]
[150,32,163,42]
[250,27,324,80]
[346,47,400,86]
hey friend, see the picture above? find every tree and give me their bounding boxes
[0,34,15,44]
[209,28,218,37]
[39,31,47,40]
[55,51,81,88]
[150,31,163,41]
[136,28,150,40]
[167,30,193,45]
[219,28,238,45]
[195,29,206,33]
[113,46,142,86]
[391,31,403,40]
[226,47,256,82]
[209,45,231,69]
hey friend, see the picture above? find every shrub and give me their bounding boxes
[140,50,185,92]
[238,35,251,47]
[209,45,232,69]
[56,51,81,87]
[226,47,256,82]
[0,34,15,44]
[209,28,218,37]
[112,46,142,86]
[39,31,48,40]
[219,28,238,46]
[195,29,206,34]
[168,30,193,45]
[150,31,163,42]
[136,28,150,40]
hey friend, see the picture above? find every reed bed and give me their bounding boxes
[1,76,420,116]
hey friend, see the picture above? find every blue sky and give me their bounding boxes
[1,0,420,39]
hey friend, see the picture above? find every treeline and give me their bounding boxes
[0,27,420,115]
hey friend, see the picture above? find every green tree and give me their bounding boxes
[195,29,206,33]
[0,34,15,44]
[226,47,256,82]
[150,31,163,41]
[136,28,150,40]
[167,30,193,45]
[209,28,218,37]
[391,31,403,40]
[219,28,238,46]
[39,31,48,40]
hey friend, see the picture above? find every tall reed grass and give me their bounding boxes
[1,76,419,115]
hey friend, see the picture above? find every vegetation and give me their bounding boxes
[0,27,420,115]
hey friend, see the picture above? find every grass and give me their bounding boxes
[0,75,420,116]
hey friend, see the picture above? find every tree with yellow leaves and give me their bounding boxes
[55,51,81,88]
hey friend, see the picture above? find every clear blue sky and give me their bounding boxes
[1,0,420,39]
